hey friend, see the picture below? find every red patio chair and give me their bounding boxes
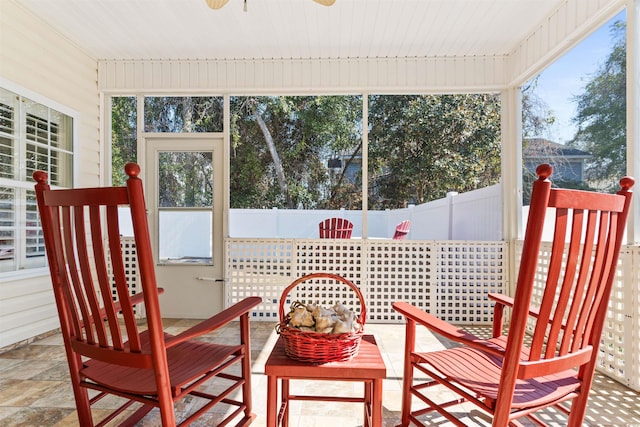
[393,164,634,427]
[392,220,411,240]
[319,217,354,238]
[33,163,262,427]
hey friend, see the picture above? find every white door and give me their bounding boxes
[145,136,225,318]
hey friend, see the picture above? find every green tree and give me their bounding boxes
[569,21,626,191]
[367,94,502,208]
[522,77,556,139]
[111,97,137,186]
[144,96,223,133]
[113,94,503,210]
[230,96,362,209]
[111,96,224,186]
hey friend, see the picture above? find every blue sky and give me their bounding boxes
[532,11,626,144]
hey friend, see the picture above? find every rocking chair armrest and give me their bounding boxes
[103,289,163,320]
[166,296,262,347]
[113,291,146,312]
[489,293,551,322]
[121,288,164,309]
[392,301,505,357]
[488,292,514,308]
[489,293,541,317]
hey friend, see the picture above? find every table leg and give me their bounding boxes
[371,378,383,427]
[364,380,372,427]
[282,379,290,427]
[267,375,278,427]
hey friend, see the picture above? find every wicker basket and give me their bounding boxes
[277,272,366,364]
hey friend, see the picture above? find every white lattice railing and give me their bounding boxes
[630,245,640,391]
[225,239,507,325]
[111,238,144,318]
[226,238,639,391]
[594,245,638,391]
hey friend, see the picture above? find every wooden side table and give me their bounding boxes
[265,334,387,427]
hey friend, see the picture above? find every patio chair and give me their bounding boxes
[319,217,354,238]
[393,163,634,427]
[33,163,262,427]
[392,220,411,240]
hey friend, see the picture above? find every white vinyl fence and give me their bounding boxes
[228,184,502,241]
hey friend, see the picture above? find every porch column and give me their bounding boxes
[500,87,523,295]
[629,0,640,243]
[361,93,369,239]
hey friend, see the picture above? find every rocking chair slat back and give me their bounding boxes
[40,181,148,359]
[522,172,629,363]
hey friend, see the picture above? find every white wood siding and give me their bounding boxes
[0,1,100,348]
[98,56,510,94]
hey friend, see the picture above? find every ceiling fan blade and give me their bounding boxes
[205,0,230,9]
[206,0,334,10]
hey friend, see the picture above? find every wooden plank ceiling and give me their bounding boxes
[14,0,570,61]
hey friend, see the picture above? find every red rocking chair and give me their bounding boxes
[34,163,262,427]
[393,164,634,426]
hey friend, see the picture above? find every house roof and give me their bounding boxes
[10,0,622,66]
[524,138,592,159]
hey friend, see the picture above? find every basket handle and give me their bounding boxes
[278,272,367,326]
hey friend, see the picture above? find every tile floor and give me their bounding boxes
[1,320,639,427]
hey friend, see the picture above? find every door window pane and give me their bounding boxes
[158,152,213,208]
[157,151,213,264]
[159,210,212,264]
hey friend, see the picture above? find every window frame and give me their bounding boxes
[0,79,78,279]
